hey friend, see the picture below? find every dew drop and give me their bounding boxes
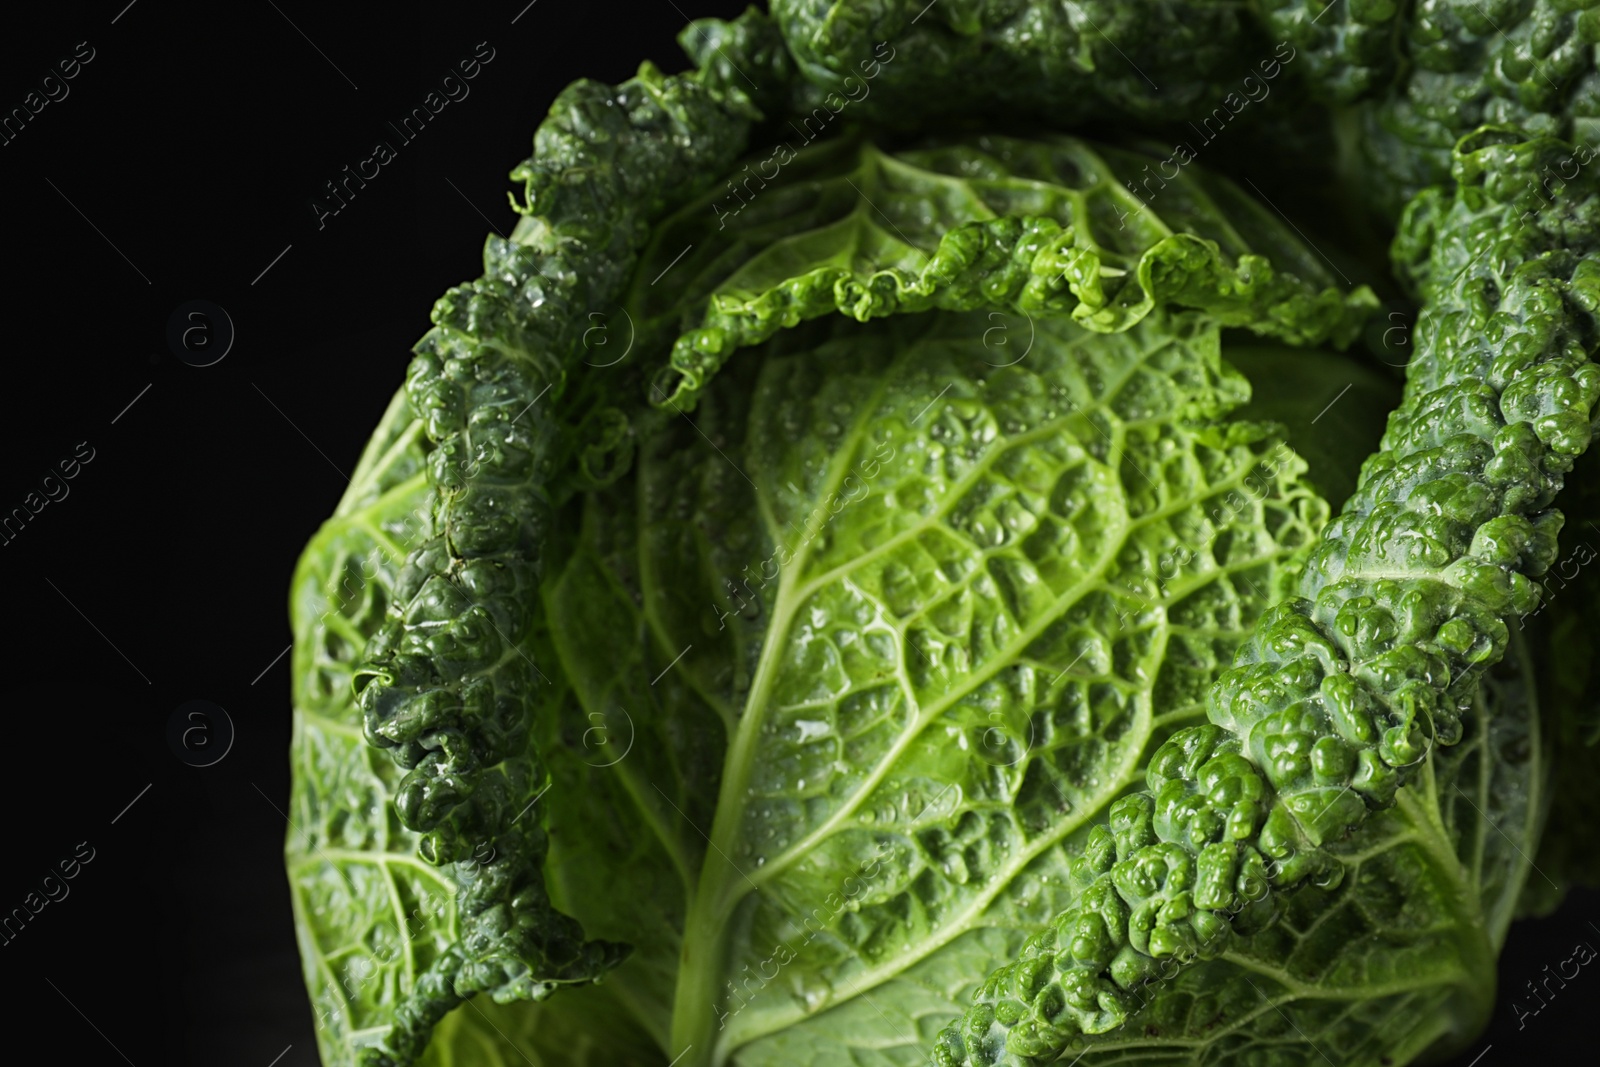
[801,982,830,1011]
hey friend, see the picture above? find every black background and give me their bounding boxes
[0,2,1592,1065]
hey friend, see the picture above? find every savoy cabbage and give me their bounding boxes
[286,4,1600,1067]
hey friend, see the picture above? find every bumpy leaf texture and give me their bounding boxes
[287,6,1600,1067]
[1259,0,1600,216]
[776,0,1600,219]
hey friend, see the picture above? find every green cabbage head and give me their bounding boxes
[286,6,1600,1067]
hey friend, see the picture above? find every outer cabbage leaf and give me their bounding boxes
[1254,0,1600,216]
[333,11,792,1063]
[288,384,681,1067]
[1255,0,1406,104]
[961,635,1545,1067]
[768,0,1256,128]
[288,388,452,1065]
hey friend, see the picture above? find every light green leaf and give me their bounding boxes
[288,387,457,1066]
[535,306,1339,1067]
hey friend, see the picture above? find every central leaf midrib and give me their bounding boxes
[1393,786,1496,1025]
[1210,958,1471,1004]
[667,304,907,1064]
[1481,628,1544,946]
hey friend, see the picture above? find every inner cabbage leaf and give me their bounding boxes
[538,304,1364,1066]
